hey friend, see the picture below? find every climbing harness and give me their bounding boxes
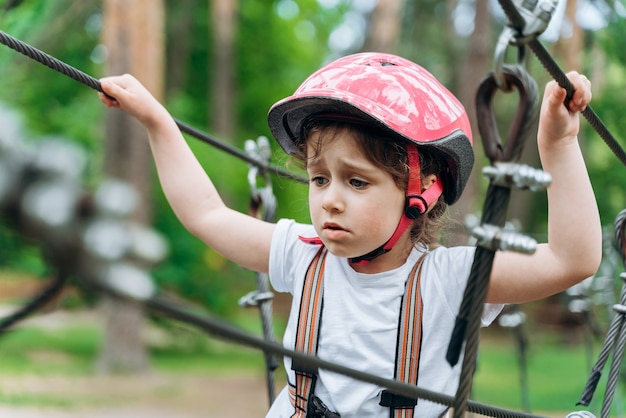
[239,135,279,406]
[290,246,428,417]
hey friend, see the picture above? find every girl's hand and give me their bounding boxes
[538,71,592,147]
[98,74,168,128]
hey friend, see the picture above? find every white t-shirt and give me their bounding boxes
[266,219,503,417]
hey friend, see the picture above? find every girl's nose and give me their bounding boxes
[321,183,345,212]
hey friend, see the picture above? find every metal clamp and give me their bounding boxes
[238,290,275,308]
[498,309,527,328]
[513,0,559,40]
[471,223,537,254]
[483,162,551,191]
[493,0,558,88]
[246,136,277,222]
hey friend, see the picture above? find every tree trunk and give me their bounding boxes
[97,0,165,374]
[447,0,492,246]
[211,0,238,139]
[362,0,403,53]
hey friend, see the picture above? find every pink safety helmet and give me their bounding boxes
[267,52,474,205]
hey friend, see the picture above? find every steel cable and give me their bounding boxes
[0,271,68,333]
[144,293,547,418]
[577,209,626,412]
[450,66,539,418]
[496,0,626,168]
[0,29,307,184]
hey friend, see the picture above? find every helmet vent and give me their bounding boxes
[365,61,397,67]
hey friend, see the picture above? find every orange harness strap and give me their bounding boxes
[381,252,428,418]
[290,246,328,417]
[290,249,428,417]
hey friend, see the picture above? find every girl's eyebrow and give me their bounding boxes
[307,155,379,176]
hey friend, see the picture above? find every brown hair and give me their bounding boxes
[294,121,448,247]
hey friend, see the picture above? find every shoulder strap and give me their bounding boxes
[290,246,328,417]
[290,249,428,418]
[380,252,428,418]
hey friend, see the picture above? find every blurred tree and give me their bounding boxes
[97,0,165,374]
[211,0,237,139]
[362,0,402,52]
[0,1,102,272]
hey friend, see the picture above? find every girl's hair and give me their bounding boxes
[295,120,448,247]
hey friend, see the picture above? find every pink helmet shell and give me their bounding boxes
[267,52,474,204]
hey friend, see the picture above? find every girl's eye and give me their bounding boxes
[311,176,328,187]
[350,178,368,189]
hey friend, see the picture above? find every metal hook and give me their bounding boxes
[475,65,539,164]
[494,0,557,88]
[246,136,277,222]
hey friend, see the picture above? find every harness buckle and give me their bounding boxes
[291,358,319,376]
[308,395,341,418]
[379,389,418,408]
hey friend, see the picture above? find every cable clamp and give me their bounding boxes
[238,290,274,308]
[483,162,551,191]
[471,223,537,254]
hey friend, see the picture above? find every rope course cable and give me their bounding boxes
[0,1,621,414]
[0,271,68,332]
[0,29,307,185]
[448,64,541,418]
[240,135,279,406]
[142,293,547,418]
[496,0,626,168]
[576,209,626,417]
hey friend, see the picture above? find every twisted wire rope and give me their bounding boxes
[0,272,68,332]
[496,0,626,168]
[452,66,539,418]
[601,319,626,417]
[0,30,307,184]
[144,294,546,418]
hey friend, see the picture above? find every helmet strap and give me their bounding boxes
[350,144,443,265]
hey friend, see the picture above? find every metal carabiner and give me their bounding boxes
[515,0,559,40]
[493,0,558,88]
[246,136,277,222]
[493,26,529,89]
[475,64,539,164]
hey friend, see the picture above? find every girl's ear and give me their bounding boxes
[421,174,438,192]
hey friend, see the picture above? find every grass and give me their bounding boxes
[473,330,625,416]
[0,303,623,415]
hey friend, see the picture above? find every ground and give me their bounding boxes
[0,284,275,418]
[0,373,270,417]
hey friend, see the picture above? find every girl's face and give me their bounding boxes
[306,130,411,272]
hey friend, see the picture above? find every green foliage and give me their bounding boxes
[473,332,621,415]
[585,19,626,225]
[0,1,104,147]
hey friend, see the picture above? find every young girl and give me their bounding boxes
[98,52,600,417]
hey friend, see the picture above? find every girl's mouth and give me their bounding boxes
[322,223,349,240]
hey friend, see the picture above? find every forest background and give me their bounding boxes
[1,0,626,382]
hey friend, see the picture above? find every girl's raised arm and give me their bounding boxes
[488,72,601,304]
[99,75,275,273]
